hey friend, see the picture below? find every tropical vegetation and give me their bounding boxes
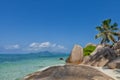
[83,45,96,56]
[95,19,120,44]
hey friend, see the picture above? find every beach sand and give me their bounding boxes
[95,67,120,80]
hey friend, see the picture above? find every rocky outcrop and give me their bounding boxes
[82,56,90,64]
[107,58,120,69]
[59,58,64,60]
[24,65,114,80]
[90,44,104,56]
[113,40,120,56]
[83,47,117,67]
[113,41,120,50]
[105,41,120,69]
[66,45,84,64]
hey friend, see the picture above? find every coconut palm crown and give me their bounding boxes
[95,19,120,44]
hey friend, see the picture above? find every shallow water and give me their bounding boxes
[0,54,68,80]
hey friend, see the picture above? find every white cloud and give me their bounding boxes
[27,42,66,52]
[29,43,38,47]
[1,42,67,53]
[5,44,20,49]
[29,42,51,48]
[57,45,65,49]
[39,42,51,48]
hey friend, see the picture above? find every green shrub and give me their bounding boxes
[83,45,96,56]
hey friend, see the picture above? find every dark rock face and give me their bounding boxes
[113,40,120,56]
[105,41,120,69]
[24,65,114,80]
[66,45,84,64]
[83,47,117,67]
[113,41,120,50]
[90,45,104,56]
[107,58,120,69]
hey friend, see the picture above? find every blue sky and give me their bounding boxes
[0,0,120,53]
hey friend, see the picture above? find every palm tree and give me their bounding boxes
[95,19,120,44]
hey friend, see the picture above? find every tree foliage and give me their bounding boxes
[83,45,96,56]
[95,19,120,44]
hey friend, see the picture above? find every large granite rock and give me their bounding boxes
[82,45,104,64]
[113,40,120,56]
[24,65,114,80]
[115,49,120,56]
[107,58,120,69]
[113,41,120,50]
[90,44,104,56]
[66,45,83,64]
[83,47,117,67]
[82,56,90,64]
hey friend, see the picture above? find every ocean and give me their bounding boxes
[0,53,68,80]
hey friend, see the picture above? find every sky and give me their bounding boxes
[0,0,120,53]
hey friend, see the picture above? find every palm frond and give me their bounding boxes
[113,23,118,27]
[95,33,103,39]
[108,35,116,43]
[111,23,119,30]
[111,32,120,36]
[96,26,104,32]
[111,27,119,30]
[102,19,111,30]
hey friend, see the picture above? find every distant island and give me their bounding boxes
[29,51,68,56]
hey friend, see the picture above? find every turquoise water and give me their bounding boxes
[0,54,68,80]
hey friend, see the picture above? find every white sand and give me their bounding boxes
[79,64,120,80]
[95,67,120,80]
